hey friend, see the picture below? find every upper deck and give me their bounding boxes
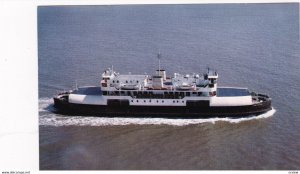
[100,67,219,95]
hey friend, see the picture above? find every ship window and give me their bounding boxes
[182,101,184,103]
[131,100,133,102]
[149,100,151,102]
[157,100,159,103]
[126,80,128,83]
[136,100,139,102]
[117,80,119,83]
[113,80,115,83]
[137,80,139,83]
[186,92,190,96]
[192,92,197,94]
[177,100,179,103]
[162,100,164,103]
[144,100,146,102]
[173,100,175,103]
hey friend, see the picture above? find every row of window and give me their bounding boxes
[112,80,139,83]
[131,99,185,103]
[103,90,208,97]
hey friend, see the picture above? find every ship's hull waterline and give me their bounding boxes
[53,96,271,118]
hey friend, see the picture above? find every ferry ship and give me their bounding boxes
[53,61,272,118]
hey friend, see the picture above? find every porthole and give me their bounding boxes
[162,100,164,103]
[136,100,139,102]
[182,101,184,103]
[144,100,146,102]
[173,101,175,103]
[157,100,159,103]
[131,100,133,102]
[177,100,179,103]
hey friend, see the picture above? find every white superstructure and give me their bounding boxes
[68,67,253,107]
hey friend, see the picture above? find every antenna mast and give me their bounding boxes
[157,50,161,72]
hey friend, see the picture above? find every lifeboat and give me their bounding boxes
[120,84,139,90]
[176,83,195,91]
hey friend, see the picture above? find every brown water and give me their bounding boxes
[40,117,298,170]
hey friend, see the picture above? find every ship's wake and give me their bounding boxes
[39,98,276,127]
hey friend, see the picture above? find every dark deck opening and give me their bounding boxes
[217,87,250,97]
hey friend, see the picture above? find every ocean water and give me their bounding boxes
[38,4,300,170]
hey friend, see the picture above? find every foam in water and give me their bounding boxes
[39,98,276,127]
[39,97,56,112]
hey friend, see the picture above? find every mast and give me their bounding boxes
[157,50,161,72]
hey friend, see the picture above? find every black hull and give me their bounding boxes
[53,98,272,118]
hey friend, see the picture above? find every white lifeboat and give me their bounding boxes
[176,83,195,91]
[120,84,139,90]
